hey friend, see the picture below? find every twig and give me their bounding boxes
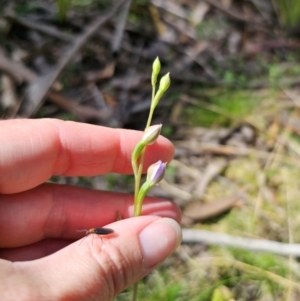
[0,53,110,121]
[118,39,144,123]
[47,91,111,122]
[160,179,192,201]
[204,0,247,22]
[1,74,21,118]
[150,0,188,19]
[5,14,73,42]
[247,0,273,25]
[203,0,269,29]
[0,53,36,83]
[194,255,300,291]
[22,0,127,117]
[170,70,300,89]
[192,159,227,199]
[217,176,283,233]
[111,0,132,53]
[182,229,300,257]
[174,141,300,168]
[234,260,300,292]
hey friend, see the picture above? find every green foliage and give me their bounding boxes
[183,90,260,127]
[268,61,300,87]
[72,0,96,5]
[195,279,235,301]
[55,0,110,22]
[115,271,184,301]
[161,125,173,137]
[211,286,233,301]
[105,174,134,192]
[114,248,292,301]
[56,0,72,22]
[230,248,289,278]
[196,19,229,40]
[15,3,37,15]
[273,0,300,27]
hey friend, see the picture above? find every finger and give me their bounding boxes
[0,183,181,247]
[0,119,174,194]
[2,216,182,301]
[0,239,72,261]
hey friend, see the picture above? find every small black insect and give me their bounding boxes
[77,227,114,245]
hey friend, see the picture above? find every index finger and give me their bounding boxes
[0,119,174,194]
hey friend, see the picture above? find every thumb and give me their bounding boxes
[3,216,181,301]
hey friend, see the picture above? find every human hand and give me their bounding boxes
[0,119,181,301]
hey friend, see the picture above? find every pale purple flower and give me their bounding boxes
[146,160,166,186]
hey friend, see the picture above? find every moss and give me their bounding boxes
[182,90,261,127]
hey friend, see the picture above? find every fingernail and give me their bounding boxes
[139,218,182,269]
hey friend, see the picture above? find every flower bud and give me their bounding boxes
[146,160,166,186]
[152,57,161,86]
[159,73,170,93]
[152,73,171,108]
[141,124,162,145]
[135,160,167,216]
[132,124,162,167]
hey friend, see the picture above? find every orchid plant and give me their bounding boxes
[131,57,170,217]
[131,57,170,300]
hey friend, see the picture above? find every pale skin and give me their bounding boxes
[0,119,182,301]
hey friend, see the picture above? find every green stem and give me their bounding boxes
[132,79,157,301]
[132,282,138,301]
[133,84,156,216]
[133,165,141,212]
[135,182,150,216]
[146,105,155,129]
[145,86,156,128]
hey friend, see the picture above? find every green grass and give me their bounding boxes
[155,85,300,301]
[182,90,261,127]
[114,247,296,301]
[56,0,72,22]
[273,0,300,27]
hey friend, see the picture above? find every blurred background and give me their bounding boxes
[1,0,300,300]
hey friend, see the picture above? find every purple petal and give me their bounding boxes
[147,160,166,186]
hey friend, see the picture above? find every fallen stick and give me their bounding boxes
[23,0,127,116]
[182,229,300,257]
[174,141,300,169]
[0,53,109,121]
[5,14,73,42]
[111,0,132,53]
